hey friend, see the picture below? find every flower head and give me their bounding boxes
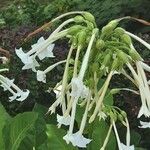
[37,70,46,83]
[120,143,134,150]
[57,114,71,126]
[139,121,150,128]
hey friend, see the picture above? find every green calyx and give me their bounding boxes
[82,12,96,26]
[96,39,105,50]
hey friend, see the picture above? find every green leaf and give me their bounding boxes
[8,112,38,150]
[0,104,10,150]
[88,119,116,150]
[46,124,77,150]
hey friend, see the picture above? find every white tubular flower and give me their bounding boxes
[36,60,66,83]
[120,143,134,150]
[36,70,46,83]
[37,43,55,60]
[22,56,40,72]
[71,131,91,148]
[0,75,30,102]
[57,114,71,126]
[138,105,150,118]
[15,47,30,64]
[0,79,14,91]
[16,89,30,101]
[70,77,89,99]
[139,121,150,128]
[54,85,62,98]
[63,133,74,144]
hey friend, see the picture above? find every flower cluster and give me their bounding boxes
[15,11,150,149]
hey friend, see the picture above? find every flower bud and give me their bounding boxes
[121,111,127,118]
[114,27,125,35]
[121,34,132,46]
[77,30,87,47]
[68,25,84,35]
[83,12,96,25]
[74,15,85,23]
[96,39,105,50]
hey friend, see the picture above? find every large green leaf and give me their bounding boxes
[0,104,10,150]
[88,119,116,150]
[46,124,77,150]
[7,112,38,150]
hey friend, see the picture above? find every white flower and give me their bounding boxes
[37,43,55,60]
[63,133,74,144]
[139,121,150,128]
[0,79,14,91]
[16,90,30,101]
[36,70,46,83]
[71,131,91,148]
[138,105,150,118]
[70,77,89,99]
[15,47,30,64]
[148,80,150,85]
[120,143,134,150]
[22,56,40,72]
[57,114,71,126]
[0,76,30,102]
[54,85,62,98]
[32,36,55,60]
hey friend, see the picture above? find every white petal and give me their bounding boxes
[148,80,150,85]
[16,90,30,101]
[37,70,46,83]
[120,143,134,150]
[54,85,62,98]
[37,44,55,60]
[15,48,30,64]
[31,37,45,49]
[0,79,14,91]
[22,57,40,72]
[70,77,84,98]
[139,121,150,128]
[81,85,90,99]
[63,133,74,144]
[57,114,71,126]
[71,132,92,148]
[138,105,150,118]
[9,94,18,102]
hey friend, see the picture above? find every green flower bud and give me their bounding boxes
[101,20,119,38]
[77,30,87,47]
[121,34,132,46]
[110,89,120,95]
[117,51,129,64]
[129,48,142,61]
[102,53,111,67]
[83,12,96,25]
[121,111,127,118]
[109,111,117,122]
[68,25,84,35]
[96,39,105,50]
[74,15,85,23]
[111,58,119,70]
[114,27,125,35]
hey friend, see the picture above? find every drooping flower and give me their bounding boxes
[70,77,89,99]
[71,131,91,148]
[120,143,134,150]
[139,121,150,128]
[0,75,30,102]
[57,114,71,126]
[36,70,46,83]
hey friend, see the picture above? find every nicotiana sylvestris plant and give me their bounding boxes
[15,11,150,149]
[0,57,30,102]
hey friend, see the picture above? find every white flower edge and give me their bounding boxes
[120,143,134,150]
[139,121,150,128]
[57,114,71,126]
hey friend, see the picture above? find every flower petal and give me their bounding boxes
[37,70,46,83]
